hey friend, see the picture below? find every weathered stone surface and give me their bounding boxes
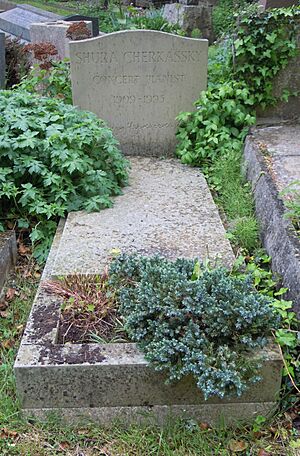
[64,14,99,37]
[70,31,208,157]
[0,5,60,41]
[259,0,298,9]
[244,124,300,316]
[0,31,5,89]
[53,158,234,275]
[30,20,93,60]
[0,0,15,12]
[163,3,213,42]
[0,231,17,294]
[14,340,283,410]
[14,193,282,424]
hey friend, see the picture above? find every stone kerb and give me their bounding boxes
[70,31,208,157]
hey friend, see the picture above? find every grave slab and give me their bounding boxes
[0,5,60,41]
[70,31,208,157]
[15,160,282,424]
[53,158,235,275]
[244,124,300,316]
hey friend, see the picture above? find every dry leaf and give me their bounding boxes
[18,243,31,255]
[0,301,8,311]
[0,428,18,439]
[5,288,16,301]
[2,338,14,349]
[199,422,210,430]
[258,450,271,456]
[59,441,70,449]
[0,310,9,318]
[229,439,248,452]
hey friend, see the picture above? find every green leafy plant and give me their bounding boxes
[176,81,255,167]
[233,6,300,108]
[212,0,257,39]
[0,90,129,262]
[109,253,280,400]
[19,59,72,104]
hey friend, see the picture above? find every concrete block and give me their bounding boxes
[0,231,17,294]
[30,20,92,60]
[70,30,208,157]
[0,6,60,41]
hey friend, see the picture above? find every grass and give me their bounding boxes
[0,254,299,455]
[14,0,77,16]
[206,148,259,253]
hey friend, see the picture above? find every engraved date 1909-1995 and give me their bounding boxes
[112,94,165,105]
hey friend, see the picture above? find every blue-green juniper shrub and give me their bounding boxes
[109,254,280,400]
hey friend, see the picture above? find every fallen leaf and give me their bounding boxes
[5,288,16,301]
[0,301,8,311]
[0,428,18,439]
[258,450,271,456]
[59,441,70,449]
[199,422,210,430]
[229,439,248,452]
[0,310,9,318]
[18,243,31,255]
[1,338,14,349]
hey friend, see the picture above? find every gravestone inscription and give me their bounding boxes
[70,31,208,156]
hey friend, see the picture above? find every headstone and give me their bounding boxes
[64,14,99,37]
[30,20,93,60]
[0,31,5,88]
[0,5,61,41]
[259,0,299,9]
[0,0,15,12]
[163,3,213,41]
[70,31,208,156]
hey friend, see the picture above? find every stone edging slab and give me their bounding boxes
[244,131,300,317]
[14,220,283,425]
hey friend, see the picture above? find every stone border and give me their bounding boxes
[0,231,17,295]
[14,219,283,425]
[244,132,300,317]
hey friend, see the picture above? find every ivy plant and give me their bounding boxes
[109,254,280,400]
[233,6,300,108]
[0,90,129,262]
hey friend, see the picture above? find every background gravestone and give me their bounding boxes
[70,31,208,156]
[30,20,93,60]
[64,14,99,37]
[0,31,5,88]
[259,0,299,9]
